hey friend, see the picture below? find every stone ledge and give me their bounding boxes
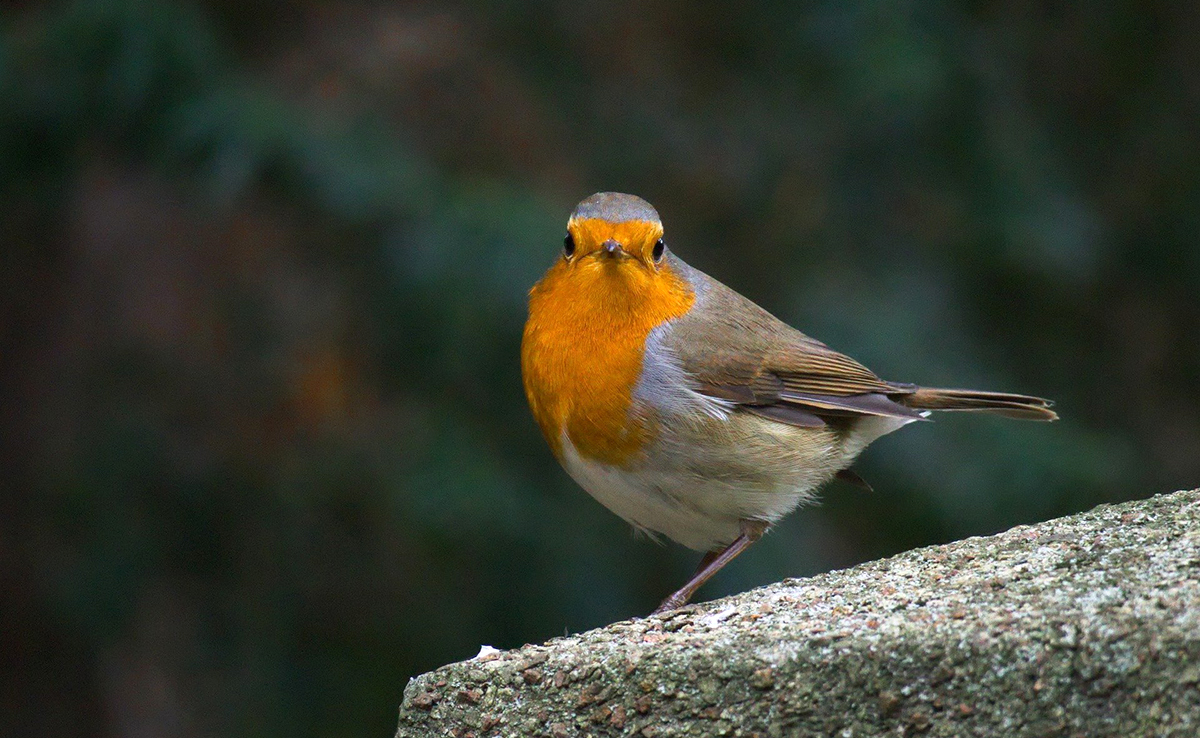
[397,489,1200,737]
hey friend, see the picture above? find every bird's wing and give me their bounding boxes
[662,266,921,427]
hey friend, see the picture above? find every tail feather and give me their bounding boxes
[899,387,1058,421]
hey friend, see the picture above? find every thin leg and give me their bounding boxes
[652,520,769,615]
[691,548,721,574]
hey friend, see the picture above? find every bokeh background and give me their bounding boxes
[2,1,1197,736]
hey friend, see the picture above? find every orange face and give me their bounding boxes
[521,216,695,465]
[565,217,664,268]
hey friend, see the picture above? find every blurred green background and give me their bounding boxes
[2,1,1197,736]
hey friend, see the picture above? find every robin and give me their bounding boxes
[521,192,1056,614]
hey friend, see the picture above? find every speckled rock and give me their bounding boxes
[397,490,1200,737]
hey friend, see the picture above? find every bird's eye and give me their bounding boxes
[652,238,665,262]
[563,232,575,258]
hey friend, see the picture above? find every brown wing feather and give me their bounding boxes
[663,263,921,427]
[663,260,1055,427]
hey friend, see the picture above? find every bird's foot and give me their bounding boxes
[652,592,691,615]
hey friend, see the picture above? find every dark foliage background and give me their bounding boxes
[2,1,1196,736]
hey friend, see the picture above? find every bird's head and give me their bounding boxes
[528,192,692,331]
[561,193,670,286]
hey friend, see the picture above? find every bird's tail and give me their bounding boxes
[899,387,1058,421]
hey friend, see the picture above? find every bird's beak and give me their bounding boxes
[600,239,627,258]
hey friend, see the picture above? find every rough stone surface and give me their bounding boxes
[397,490,1200,737]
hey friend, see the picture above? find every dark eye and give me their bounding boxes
[563,232,575,258]
[652,238,665,262]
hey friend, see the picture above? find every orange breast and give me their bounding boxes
[521,257,694,466]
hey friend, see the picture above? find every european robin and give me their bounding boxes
[521,192,1056,614]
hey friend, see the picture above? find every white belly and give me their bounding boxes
[557,410,917,551]
[559,434,748,549]
[560,422,829,551]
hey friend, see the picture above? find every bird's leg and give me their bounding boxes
[652,519,769,615]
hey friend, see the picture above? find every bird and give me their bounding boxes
[521,192,1057,614]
